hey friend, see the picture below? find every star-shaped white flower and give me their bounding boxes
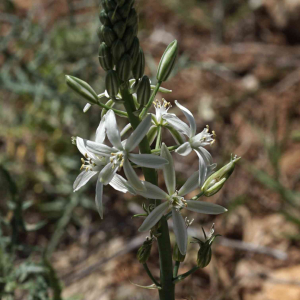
[85,110,168,192]
[137,143,226,255]
[73,116,135,218]
[163,100,216,186]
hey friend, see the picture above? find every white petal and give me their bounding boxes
[125,114,152,152]
[163,114,190,137]
[178,171,199,197]
[175,100,196,137]
[195,150,207,186]
[128,153,168,169]
[76,137,96,159]
[138,201,169,232]
[195,147,213,165]
[175,142,192,156]
[123,158,146,192]
[137,181,169,199]
[95,115,106,144]
[161,143,176,195]
[95,175,104,219]
[83,103,92,113]
[99,162,118,185]
[186,200,227,214]
[86,140,115,157]
[106,110,123,150]
[109,174,136,195]
[172,208,188,255]
[73,170,98,192]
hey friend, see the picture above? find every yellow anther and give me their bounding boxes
[85,153,88,158]
[81,158,85,163]
[206,125,209,130]
[210,140,215,145]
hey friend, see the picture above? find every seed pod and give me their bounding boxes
[108,10,122,24]
[137,238,152,264]
[137,75,150,107]
[101,25,117,47]
[65,75,98,104]
[105,70,120,97]
[127,8,138,27]
[156,40,178,82]
[111,39,126,63]
[128,37,139,65]
[132,48,145,79]
[113,21,126,39]
[117,54,132,81]
[172,243,186,262]
[98,42,113,71]
[99,10,111,26]
[122,26,135,50]
[118,1,132,18]
[201,155,241,197]
[101,99,115,118]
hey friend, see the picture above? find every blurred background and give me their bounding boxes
[1,0,300,299]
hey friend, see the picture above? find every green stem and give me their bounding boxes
[173,266,199,284]
[155,126,162,150]
[97,101,128,117]
[173,261,180,277]
[191,191,204,200]
[139,81,162,119]
[151,145,179,153]
[143,263,161,287]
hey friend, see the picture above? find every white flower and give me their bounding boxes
[163,100,216,186]
[73,116,135,218]
[137,144,226,255]
[85,110,168,192]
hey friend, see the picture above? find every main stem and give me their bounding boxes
[120,86,175,300]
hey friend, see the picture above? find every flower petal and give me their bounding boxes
[95,115,106,144]
[178,171,199,197]
[138,201,169,232]
[196,147,213,165]
[175,100,196,137]
[99,162,118,185]
[95,175,104,219]
[76,137,96,159]
[106,110,123,150]
[73,170,98,192]
[128,153,168,169]
[109,174,136,195]
[161,143,176,195]
[86,140,115,157]
[123,158,146,192]
[194,148,211,186]
[175,142,192,156]
[163,114,190,137]
[125,114,152,152]
[137,181,169,199]
[172,208,188,255]
[186,200,227,214]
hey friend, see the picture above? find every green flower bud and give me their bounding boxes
[105,0,117,11]
[108,10,122,24]
[117,54,132,81]
[113,21,126,39]
[156,40,178,82]
[99,10,111,26]
[101,99,115,118]
[116,0,126,7]
[122,26,135,50]
[101,25,117,47]
[137,75,151,107]
[97,27,104,42]
[201,155,241,197]
[111,39,126,63]
[119,1,133,18]
[127,8,138,27]
[172,243,186,262]
[65,75,98,104]
[105,70,120,97]
[98,42,113,71]
[128,37,140,65]
[137,238,152,264]
[132,48,145,79]
[101,0,108,11]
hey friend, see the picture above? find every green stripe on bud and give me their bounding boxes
[172,243,186,262]
[108,10,122,24]
[137,75,151,107]
[113,21,127,39]
[122,26,135,50]
[117,54,132,81]
[101,25,117,47]
[98,42,113,71]
[119,1,133,18]
[65,75,98,104]
[201,155,241,197]
[111,39,126,63]
[105,70,120,97]
[128,37,140,65]
[137,238,152,264]
[132,48,145,79]
[156,40,178,82]
[99,10,111,26]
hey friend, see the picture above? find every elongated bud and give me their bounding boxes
[113,20,127,39]
[117,54,132,81]
[65,75,98,104]
[104,0,117,11]
[156,40,178,82]
[127,8,138,27]
[122,26,135,50]
[137,75,151,107]
[98,43,113,71]
[119,1,133,18]
[101,25,117,47]
[201,155,241,197]
[128,37,140,65]
[105,70,120,97]
[111,39,126,63]
[108,10,122,24]
[132,48,145,79]
[99,10,111,26]
[172,243,186,262]
[137,238,152,264]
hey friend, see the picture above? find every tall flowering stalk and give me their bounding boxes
[66,1,240,299]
